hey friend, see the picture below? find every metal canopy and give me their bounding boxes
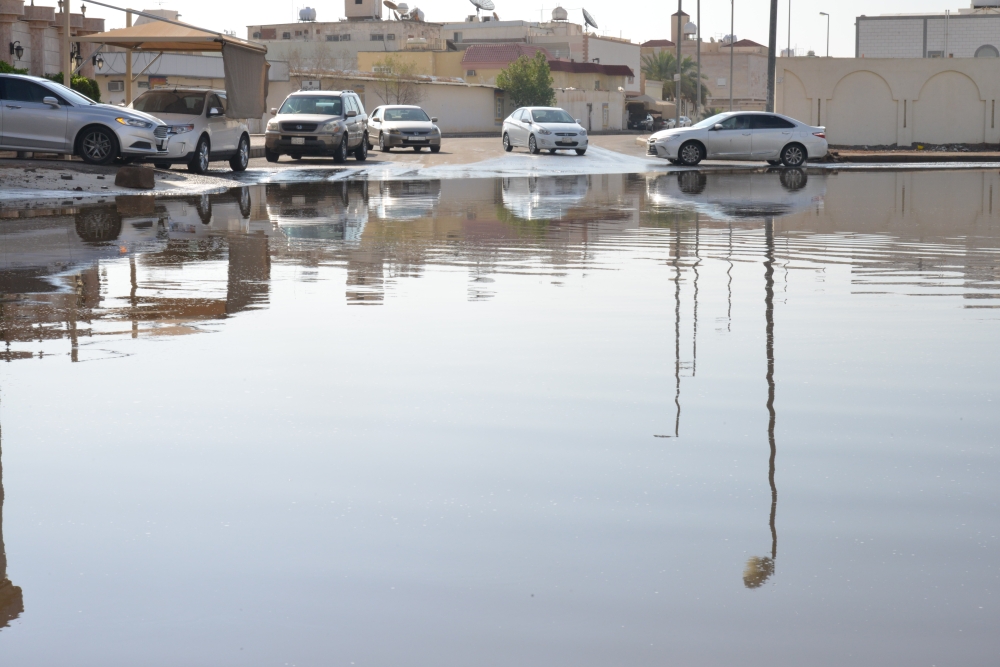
[76,20,266,54]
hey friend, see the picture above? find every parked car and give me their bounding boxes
[264,90,368,163]
[646,111,827,166]
[502,107,588,155]
[130,87,250,173]
[0,73,168,166]
[366,105,441,152]
[677,115,693,127]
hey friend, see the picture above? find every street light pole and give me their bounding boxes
[729,0,734,111]
[787,0,791,57]
[766,0,778,111]
[696,0,701,119]
[820,12,829,57]
[676,0,682,128]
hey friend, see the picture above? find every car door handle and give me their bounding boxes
[5,105,22,109]
[741,131,751,135]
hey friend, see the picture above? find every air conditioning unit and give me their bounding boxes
[108,80,125,92]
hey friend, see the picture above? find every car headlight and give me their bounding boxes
[321,120,341,133]
[432,126,441,134]
[579,128,587,136]
[116,117,153,129]
[534,126,553,135]
[388,128,402,135]
[266,120,279,131]
[168,124,195,135]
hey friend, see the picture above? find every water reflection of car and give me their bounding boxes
[368,180,441,221]
[266,182,369,241]
[646,169,825,219]
[501,175,589,220]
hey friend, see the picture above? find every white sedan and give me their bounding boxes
[647,111,827,167]
[502,107,588,155]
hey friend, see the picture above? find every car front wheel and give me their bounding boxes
[503,133,513,152]
[379,132,390,152]
[678,141,703,166]
[528,135,539,154]
[187,136,210,174]
[229,134,250,172]
[355,134,368,161]
[264,148,279,163]
[333,136,348,163]
[78,127,119,166]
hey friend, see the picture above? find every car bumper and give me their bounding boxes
[382,134,441,147]
[535,135,587,149]
[648,141,677,158]
[118,127,169,157]
[265,130,344,154]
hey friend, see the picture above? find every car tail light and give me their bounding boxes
[813,131,826,139]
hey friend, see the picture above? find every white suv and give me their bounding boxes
[131,87,250,173]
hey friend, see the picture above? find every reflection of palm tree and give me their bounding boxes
[745,216,778,589]
[0,408,24,627]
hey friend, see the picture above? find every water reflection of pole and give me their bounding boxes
[726,221,733,332]
[0,403,24,628]
[744,216,778,589]
[130,257,139,339]
[672,218,682,437]
[692,213,700,376]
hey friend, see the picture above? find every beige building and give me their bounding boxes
[777,56,1000,146]
[0,0,104,78]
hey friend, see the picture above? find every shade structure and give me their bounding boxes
[77,20,269,118]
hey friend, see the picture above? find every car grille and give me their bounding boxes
[402,130,430,136]
[154,126,168,139]
[555,132,577,137]
[282,122,318,132]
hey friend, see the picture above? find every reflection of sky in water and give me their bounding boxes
[0,171,999,665]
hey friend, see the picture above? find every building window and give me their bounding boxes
[927,50,944,58]
[716,77,727,87]
[628,75,634,84]
[374,66,392,74]
[371,34,384,41]
[341,34,351,41]
[976,44,999,58]
[108,80,124,92]
[594,80,601,90]
[356,0,363,3]
[252,31,261,39]
[327,34,340,41]
[295,31,302,36]
[454,31,462,42]
[282,32,291,40]
[466,69,476,76]
[387,33,395,40]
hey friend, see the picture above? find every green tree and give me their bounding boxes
[640,51,706,107]
[0,61,28,74]
[495,51,555,108]
[43,72,102,103]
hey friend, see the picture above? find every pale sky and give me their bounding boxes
[85,0,964,57]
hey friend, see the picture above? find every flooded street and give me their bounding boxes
[1,169,999,665]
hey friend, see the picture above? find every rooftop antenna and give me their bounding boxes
[469,0,495,20]
[582,7,598,31]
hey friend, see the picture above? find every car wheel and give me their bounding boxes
[264,148,279,163]
[78,126,119,166]
[766,159,782,166]
[229,134,250,172]
[333,136,348,164]
[678,141,703,166]
[290,153,302,161]
[153,162,171,170]
[355,134,368,161]
[668,158,681,165]
[528,134,539,155]
[187,136,210,174]
[502,133,513,152]
[413,146,423,152]
[430,145,441,153]
[780,143,806,167]
[379,132,390,152]
[575,148,587,156]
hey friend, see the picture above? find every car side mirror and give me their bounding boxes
[270,108,277,115]
[346,109,358,118]
[713,123,724,131]
[576,119,582,124]
[42,96,60,107]
[431,117,438,123]
[208,107,223,117]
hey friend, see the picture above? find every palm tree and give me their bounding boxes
[641,51,708,107]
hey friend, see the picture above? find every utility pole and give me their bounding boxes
[675,0,682,128]
[61,0,72,87]
[696,0,701,119]
[125,8,133,105]
[820,12,830,57]
[766,0,778,111]
[787,0,791,57]
[729,0,734,111]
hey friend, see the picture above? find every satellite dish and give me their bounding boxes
[384,0,397,8]
[582,8,598,30]
[396,2,409,15]
[469,0,495,19]
[493,11,499,20]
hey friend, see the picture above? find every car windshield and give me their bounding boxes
[383,107,430,122]
[530,109,576,124]
[132,91,206,115]
[691,112,733,129]
[279,96,343,115]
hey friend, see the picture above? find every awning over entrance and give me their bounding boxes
[78,21,269,118]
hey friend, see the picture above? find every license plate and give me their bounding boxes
[291,137,305,145]
[557,141,573,145]
[409,137,428,142]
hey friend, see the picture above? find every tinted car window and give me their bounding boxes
[530,109,575,123]
[354,95,365,114]
[133,91,206,115]
[717,115,751,130]
[384,108,430,122]
[280,95,343,115]
[2,79,56,103]
[207,94,224,114]
[751,114,796,129]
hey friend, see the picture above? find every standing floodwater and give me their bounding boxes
[0,169,998,666]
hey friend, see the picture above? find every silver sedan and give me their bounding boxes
[367,105,441,152]
[502,107,588,155]
[647,111,827,167]
[0,73,168,165]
